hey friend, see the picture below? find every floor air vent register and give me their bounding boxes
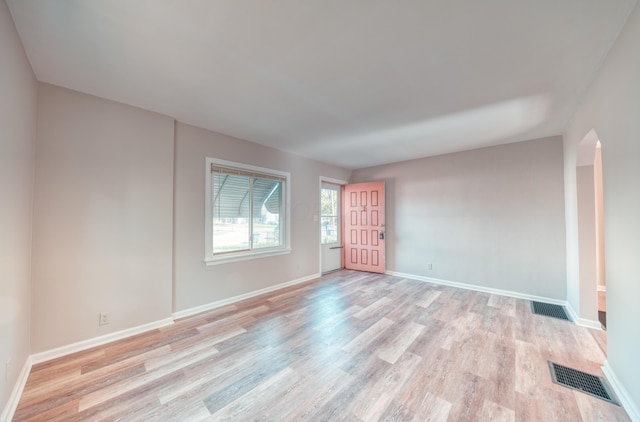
[531,301,571,321]
[548,362,619,405]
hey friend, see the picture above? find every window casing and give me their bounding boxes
[205,157,291,265]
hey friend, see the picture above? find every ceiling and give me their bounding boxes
[7,0,637,169]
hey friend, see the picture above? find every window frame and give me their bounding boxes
[204,157,291,266]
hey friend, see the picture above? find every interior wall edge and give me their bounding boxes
[602,361,640,422]
[0,0,38,416]
[0,358,32,422]
[564,302,603,330]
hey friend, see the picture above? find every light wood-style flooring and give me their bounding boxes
[14,271,629,421]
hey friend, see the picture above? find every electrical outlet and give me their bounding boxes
[427,263,433,270]
[99,313,110,326]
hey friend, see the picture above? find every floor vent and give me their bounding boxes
[531,301,570,321]
[549,362,618,405]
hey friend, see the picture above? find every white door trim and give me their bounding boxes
[319,177,348,275]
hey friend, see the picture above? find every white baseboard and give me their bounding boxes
[386,270,569,305]
[565,302,602,330]
[30,318,175,365]
[386,270,604,330]
[27,273,322,367]
[0,358,32,422]
[1,273,321,421]
[173,273,321,320]
[602,360,640,422]
[565,302,580,324]
[27,273,320,364]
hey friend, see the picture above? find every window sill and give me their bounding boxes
[204,248,292,266]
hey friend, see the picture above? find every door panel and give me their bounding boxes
[344,181,385,273]
[320,182,342,273]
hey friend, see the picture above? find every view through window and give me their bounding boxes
[321,187,339,244]
[211,166,285,255]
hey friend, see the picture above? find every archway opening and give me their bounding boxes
[576,129,606,330]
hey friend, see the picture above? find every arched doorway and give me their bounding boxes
[576,129,606,330]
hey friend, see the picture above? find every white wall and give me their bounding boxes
[352,136,566,299]
[564,2,640,414]
[576,165,597,322]
[0,0,37,410]
[173,122,351,312]
[30,84,175,352]
[28,82,351,351]
[594,146,606,289]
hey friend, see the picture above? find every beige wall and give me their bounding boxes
[564,2,640,412]
[27,85,352,352]
[352,136,566,299]
[594,146,606,289]
[173,122,350,312]
[31,84,175,352]
[0,0,37,410]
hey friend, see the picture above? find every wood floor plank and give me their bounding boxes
[124,400,211,422]
[16,399,79,422]
[377,321,424,364]
[353,296,393,320]
[311,351,390,421]
[574,390,630,422]
[72,372,181,422]
[81,328,199,375]
[478,399,516,422]
[378,400,415,421]
[14,363,147,420]
[264,367,352,421]
[207,366,298,421]
[416,289,442,309]
[411,392,452,422]
[78,345,219,412]
[26,349,105,383]
[342,317,393,354]
[13,270,631,421]
[446,372,488,421]
[158,344,272,405]
[353,352,422,421]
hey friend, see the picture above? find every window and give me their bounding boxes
[205,158,291,265]
[321,186,339,244]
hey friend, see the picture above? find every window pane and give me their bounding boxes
[213,173,250,253]
[321,187,339,244]
[321,216,338,243]
[321,188,338,216]
[253,178,282,249]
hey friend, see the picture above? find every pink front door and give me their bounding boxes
[344,181,385,273]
